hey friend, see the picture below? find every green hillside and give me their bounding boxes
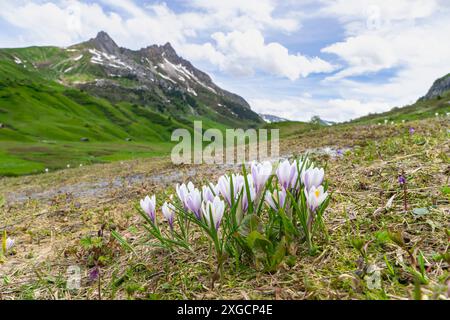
[0,57,224,176]
[350,89,450,125]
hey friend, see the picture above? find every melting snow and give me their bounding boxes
[88,49,133,70]
[13,56,22,64]
[157,72,176,84]
[187,87,197,96]
[73,54,83,61]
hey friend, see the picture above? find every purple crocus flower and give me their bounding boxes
[398,175,406,185]
[140,195,156,222]
[409,127,415,135]
[89,266,100,282]
[301,167,325,191]
[186,188,202,219]
[162,202,176,228]
[276,160,296,190]
[251,161,272,195]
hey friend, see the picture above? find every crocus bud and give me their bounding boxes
[162,202,176,228]
[186,188,202,219]
[276,160,296,190]
[301,167,324,191]
[140,195,156,222]
[202,196,225,230]
[6,238,15,252]
[218,174,244,205]
[251,161,272,195]
[202,183,217,203]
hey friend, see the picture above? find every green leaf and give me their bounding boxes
[111,230,136,255]
[268,237,286,270]
[246,231,272,253]
[442,186,450,196]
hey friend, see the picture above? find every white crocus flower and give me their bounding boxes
[176,182,194,209]
[217,174,244,205]
[161,202,176,228]
[202,183,218,203]
[186,188,202,219]
[304,185,328,212]
[276,159,296,190]
[251,161,272,195]
[301,167,324,191]
[202,196,225,230]
[6,238,15,252]
[140,195,156,222]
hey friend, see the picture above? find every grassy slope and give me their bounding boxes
[350,91,450,124]
[0,57,190,175]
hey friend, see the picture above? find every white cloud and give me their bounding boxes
[183,29,336,80]
[249,96,388,122]
[316,0,450,113]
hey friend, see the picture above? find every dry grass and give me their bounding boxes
[0,118,448,300]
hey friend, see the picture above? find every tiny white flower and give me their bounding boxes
[6,238,15,251]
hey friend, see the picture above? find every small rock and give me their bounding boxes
[80,137,89,142]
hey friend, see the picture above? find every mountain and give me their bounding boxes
[0,31,262,127]
[259,113,288,123]
[350,73,450,124]
[0,32,263,175]
[422,73,450,100]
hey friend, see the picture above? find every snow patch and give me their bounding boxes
[157,72,176,84]
[187,87,197,96]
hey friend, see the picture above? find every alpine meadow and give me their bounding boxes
[0,0,449,305]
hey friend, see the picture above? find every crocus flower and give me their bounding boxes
[276,159,296,190]
[6,238,14,251]
[186,188,202,219]
[409,127,415,135]
[202,196,225,230]
[89,266,100,282]
[162,202,176,228]
[218,174,244,205]
[176,182,195,209]
[304,185,328,212]
[301,167,324,191]
[202,183,217,203]
[251,161,272,195]
[264,189,286,211]
[140,195,156,222]
[398,175,406,185]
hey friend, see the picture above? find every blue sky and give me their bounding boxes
[1,0,449,122]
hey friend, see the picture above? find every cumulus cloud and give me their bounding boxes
[184,29,336,80]
[314,0,450,113]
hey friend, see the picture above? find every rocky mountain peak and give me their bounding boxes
[89,31,120,55]
[423,73,450,100]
